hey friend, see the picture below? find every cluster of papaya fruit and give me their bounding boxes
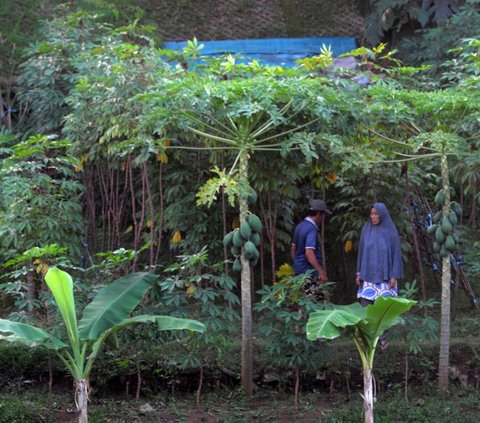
[427,189,462,258]
[223,213,262,272]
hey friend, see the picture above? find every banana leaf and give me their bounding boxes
[84,315,205,378]
[0,319,67,349]
[78,272,157,340]
[45,267,79,351]
[306,303,365,341]
[307,297,416,343]
[362,296,415,339]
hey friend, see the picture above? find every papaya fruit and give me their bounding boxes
[440,245,449,258]
[250,246,260,263]
[252,246,260,260]
[244,241,257,260]
[441,217,453,234]
[426,224,437,236]
[247,213,262,233]
[451,202,462,218]
[444,235,456,251]
[232,229,245,248]
[433,211,442,224]
[435,226,446,244]
[448,211,457,226]
[223,231,234,247]
[239,221,252,240]
[247,190,258,205]
[435,190,445,207]
[231,245,241,257]
[232,257,242,273]
[432,241,441,253]
[251,232,261,247]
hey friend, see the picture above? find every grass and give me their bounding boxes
[1,381,479,422]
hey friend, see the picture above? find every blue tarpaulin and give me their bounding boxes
[163,37,357,67]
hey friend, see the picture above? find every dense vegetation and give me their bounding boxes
[0,1,479,422]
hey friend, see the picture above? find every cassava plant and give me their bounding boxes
[155,247,240,411]
[306,297,416,423]
[255,272,332,407]
[0,267,204,423]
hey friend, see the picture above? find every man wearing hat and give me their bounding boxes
[291,199,332,283]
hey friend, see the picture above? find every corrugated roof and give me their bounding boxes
[164,37,357,67]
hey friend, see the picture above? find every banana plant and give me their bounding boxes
[306,297,416,423]
[0,267,205,423]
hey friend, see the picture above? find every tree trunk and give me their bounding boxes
[27,268,36,301]
[409,212,427,304]
[196,364,203,411]
[75,379,89,423]
[404,350,409,403]
[438,154,451,391]
[363,366,374,423]
[468,182,476,232]
[239,153,253,397]
[294,367,300,408]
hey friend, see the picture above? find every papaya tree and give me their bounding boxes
[307,297,416,423]
[0,267,204,423]
[135,59,339,395]
[354,85,480,391]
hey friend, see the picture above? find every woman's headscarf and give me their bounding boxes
[356,202,403,283]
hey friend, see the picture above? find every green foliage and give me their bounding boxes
[399,0,480,70]
[361,0,463,46]
[0,134,84,261]
[0,267,204,419]
[441,37,480,87]
[0,392,57,423]
[307,297,416,366]
[155,247,240,370]
[397,281,439,354]
[296,44,334,73]
[196,166,249,207]
[331,384,480,423]
[0,0,61,78]
[255,275,332,372]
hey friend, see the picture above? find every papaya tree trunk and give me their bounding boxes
[362,365,374,423]
[75,379,89,423]
[438,154,451,391]
[239,153,253,397]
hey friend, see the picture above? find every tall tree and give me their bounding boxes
[135,64,337,395]
[353,84,480,391]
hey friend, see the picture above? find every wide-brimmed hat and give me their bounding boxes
[309,199,332,215]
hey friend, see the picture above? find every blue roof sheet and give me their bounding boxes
[164,37,357,67]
